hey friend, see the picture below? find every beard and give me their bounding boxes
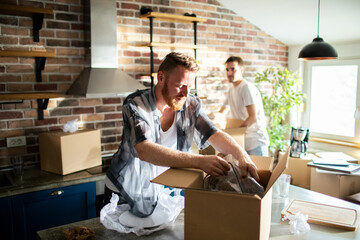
[162,80,187,111]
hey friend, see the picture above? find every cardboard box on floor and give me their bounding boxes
[310,167,360,199]
[152,148,290,240]
[39,129,101,175]
[200,118,246,155]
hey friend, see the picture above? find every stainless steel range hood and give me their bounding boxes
[67,0,145,98]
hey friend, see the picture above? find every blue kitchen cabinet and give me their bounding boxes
[0,196,14,240]
[12,182,96,240]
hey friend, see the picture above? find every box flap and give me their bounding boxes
[251,155,274,171]
[265,147,290,193]
[151,168,204,189]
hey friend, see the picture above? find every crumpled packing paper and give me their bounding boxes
[282,212,311,234]
[63,119,79,133]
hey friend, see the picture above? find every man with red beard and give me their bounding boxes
[104,52,259,218]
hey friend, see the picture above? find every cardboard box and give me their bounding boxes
[39,129,101,175]
[281,153,315,189]
[310,167,360,199]
[152,148,290,240]
[199,118,246,155]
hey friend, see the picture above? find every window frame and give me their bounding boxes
[302,58,360,144]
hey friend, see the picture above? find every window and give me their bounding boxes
[303,59,360,143]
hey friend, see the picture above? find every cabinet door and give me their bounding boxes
[12,182,96,240]
[0,196,14,240]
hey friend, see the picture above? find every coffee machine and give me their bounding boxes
[290,127,309,158]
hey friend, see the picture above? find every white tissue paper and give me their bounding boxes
[100,188,184,236]
[282,212,311,234]
[63,119,79,133]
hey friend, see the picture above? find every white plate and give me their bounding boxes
[118,209,168,228]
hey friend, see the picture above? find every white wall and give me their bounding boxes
[287,41,360,158]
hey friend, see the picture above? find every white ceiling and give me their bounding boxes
[217,0,360,46]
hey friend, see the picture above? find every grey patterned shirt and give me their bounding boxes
[106,87,218,217]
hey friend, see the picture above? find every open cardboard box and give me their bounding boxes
[152,148,290,240]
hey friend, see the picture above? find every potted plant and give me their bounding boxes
[254,66,305,156]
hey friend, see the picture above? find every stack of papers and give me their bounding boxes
[308,152,360,174]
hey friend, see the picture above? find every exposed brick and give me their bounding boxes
[35,118,58,126]
[47,21,70,29]
[24,109,38,118]
[102,128,122,136]
[104,113,122,120]
[49,74,72,82]
[57,48,80,56]
[56,30,79,39]
[56,13,79,21]
[58,66,82,73]
[103,98,122,104]
[71,40,85,48]
[45,3,69,11]
[71,23,83,30]
[121,3,140,10]
[2,26,29,36]
[0,36,18,44]
[78,98,100,106]
[0,16,18,26]
[8,84,32,91]
[34,84,57,91]
[0,74,21,82]
[73,107,94,114]
[95,121,116,129]
[96,106,116,113]
[0,111,22,120]
[82,114,104,122]
[56,99,78,107]
[58,116,79,124]
[104,143,120,152]
[8,119,33,128]
[19,18,32,28]
[101,136,117,144]
[49,108,72,116]
[47,39,70,47]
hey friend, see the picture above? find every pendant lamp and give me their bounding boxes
[298,0,338,60]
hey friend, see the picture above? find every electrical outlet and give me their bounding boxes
[6,136,26,147]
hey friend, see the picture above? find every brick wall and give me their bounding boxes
[0,0,287,169]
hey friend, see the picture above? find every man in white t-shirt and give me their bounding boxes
[219,56,269,156]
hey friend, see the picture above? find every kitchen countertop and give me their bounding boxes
[0,165,106,198]
[37,185,360,240]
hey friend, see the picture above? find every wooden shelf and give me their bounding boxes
[0,50,55,58]
[134,42,207,49]
[0,92,66,101]
[0,4,53,17]
[140,12,206,24]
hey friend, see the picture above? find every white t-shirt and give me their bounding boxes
[105,114,177,192]
[223,80,269,151]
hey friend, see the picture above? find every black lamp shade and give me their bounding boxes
[298,37,338,60]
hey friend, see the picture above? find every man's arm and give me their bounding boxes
[239,104,257,127]
[135,140,230,177]
[208,130,259,180]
